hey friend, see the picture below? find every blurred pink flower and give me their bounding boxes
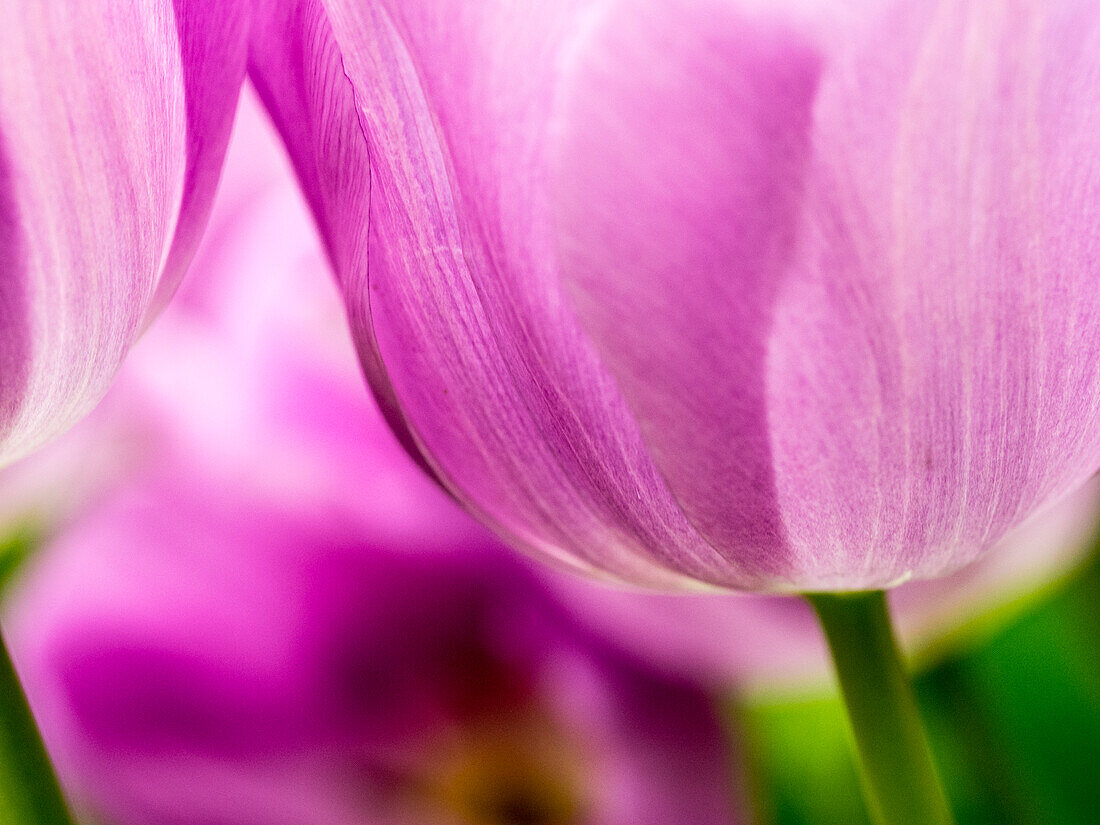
[4,91,745,824]
[0,1,247,467]
[250,0,1100,592]
[10,475,743,825]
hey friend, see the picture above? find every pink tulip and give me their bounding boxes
[4,88,1093,712]
[249,0,1100,592]
[10,473,745,825]
[5,100,744,822]
[0,1,247,467]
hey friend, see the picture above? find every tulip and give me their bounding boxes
[250,0,1100,595]
[248,3,1100,821]
[7,88,1092,704]
[9,472,745,825]
[0,0,248,468]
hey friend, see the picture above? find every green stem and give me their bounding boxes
[0,630,74,825]
[806,591,954,825]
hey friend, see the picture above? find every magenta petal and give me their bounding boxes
[152,0,254,311]
[0,144,30,443]
[251,0,735,587]
[551,0,821,577]
[253,1,1100,591]
[0,1,246,465]
[248,0,434,474]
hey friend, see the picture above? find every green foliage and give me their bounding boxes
[741,556,1100,825]
[0,524,40,591]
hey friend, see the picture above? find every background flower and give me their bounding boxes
[10,472,744,825]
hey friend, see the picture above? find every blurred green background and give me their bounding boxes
[740,551,1100,825]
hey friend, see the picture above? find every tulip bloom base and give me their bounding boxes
[808,591,954,825]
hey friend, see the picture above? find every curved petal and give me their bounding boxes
[250,0,829,589]
[0,0,246,466]
[0,141,30,444]
[151,0,254,310]
[253,0,1100,591]
[350,1,735,586]
[552,0,1100,589]
[246,0,431,477]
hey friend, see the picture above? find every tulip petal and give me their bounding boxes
[761,1,1100,586]
[247,0,427,473]
[251,0,833,588]
[555,0,1100,588]
[356,1,730,585]
[153,0,254,311]
[551,0,822,576]
[0,0,246,465]
[0,144,30,441]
